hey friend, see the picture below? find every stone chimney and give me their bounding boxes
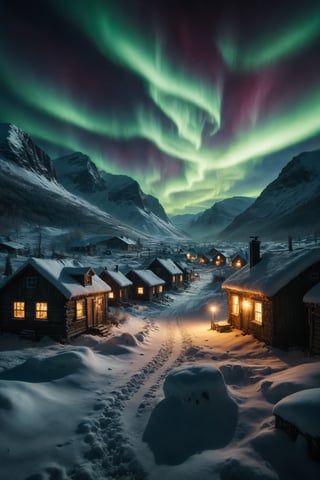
[249,236,261,268]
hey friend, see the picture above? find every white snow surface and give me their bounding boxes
[304,282,320,304]
[0,264,320,480]
[2,257,111,298]
[273,388,320,438]
[222,247,320,296]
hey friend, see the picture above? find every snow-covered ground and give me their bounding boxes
[0,266,320,480]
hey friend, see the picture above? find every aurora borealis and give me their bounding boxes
[1,0,320,215]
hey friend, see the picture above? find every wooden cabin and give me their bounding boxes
[0,258,111,341]
[222,241,320,349]
[126,269,165,301]
[105,236,139,251]
[98,266,133,305]
[231,253,247,269]
[197,252,211,265]
[148,258,184,290]
[207,247,227,266]
[303,282,320,355]
[273,389,320,462]
[0,240,25,256]
[185,249,197,262]
[174,259,194,285]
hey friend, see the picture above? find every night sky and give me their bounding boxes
[1,0,320,215]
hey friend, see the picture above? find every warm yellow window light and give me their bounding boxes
[35,302,48,320]
[138,287,144,294]
[13,301,25,318]
[108,291,114,299]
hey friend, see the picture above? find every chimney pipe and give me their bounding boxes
[115,264,119,272]
[249,236,261,268]
[288,235,293,252]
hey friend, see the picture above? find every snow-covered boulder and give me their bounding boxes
[143,364,238,465]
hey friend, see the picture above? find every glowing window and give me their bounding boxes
[13,301,25,318]
[159,285,163,293]
[172,275,176,282]
[235,259,241,267]
[138,287,144,295]
[35,302,48,320]
[108,291,114,299]
[76,300,85,318]
[179,275,183,282]
[254,302,262,324]
[231,295,239,315]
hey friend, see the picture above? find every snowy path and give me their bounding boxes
[68,274,211,480]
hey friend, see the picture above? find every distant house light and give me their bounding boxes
[138,287,144,295]
[235,259,242,267]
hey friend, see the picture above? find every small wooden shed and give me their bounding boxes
[222,246,320,349]
[126,269,165,301]
[98,266,133,305]
[303,282,320,355]
[0,258,111,341]
[105,236,139,251]
[148,258,184,290]
[208,247,227,266]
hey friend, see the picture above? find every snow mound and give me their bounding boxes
[98,332,140,355]
[0,347,96,383]
[260,363,320,403]
[163,364,231,405]
[143,364,238,465]
[273,388,320,438]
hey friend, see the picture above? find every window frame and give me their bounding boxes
[35,302,48,321]
[13,301,25,319]
[76,299,85,319]
[254,301,263,325]
[231,295,239,315]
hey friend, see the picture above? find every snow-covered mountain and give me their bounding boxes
[0,124,185,240]
[220,151,320,240]
[54,152,182,238]
[176,197,255,240]
[0,123,56,180]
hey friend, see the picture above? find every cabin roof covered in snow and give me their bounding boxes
[0,240,25,250]
[273,388,320,438]
[3,257,111,298]
[222,247,320,297]
[129,269,165,286]
[99,268,133,287]
[303,282,320,304]
[153,258,183,275]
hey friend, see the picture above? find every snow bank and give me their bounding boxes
[98,332,141,355]
[143,364,238,465]
[0,346,98,382]
[260,363,320,403]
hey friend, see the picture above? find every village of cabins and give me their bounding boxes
[0,235,320,356]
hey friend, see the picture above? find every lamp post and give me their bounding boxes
[211,305,216,330]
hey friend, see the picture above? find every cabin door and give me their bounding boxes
[86,297,97,328]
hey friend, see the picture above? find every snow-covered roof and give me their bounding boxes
[100,269,133,288]
[0,240,25,250]
[273,388,320,438]
[222,248,320,297]
[130,269,165,286]
[153,258,183,275]
[113,236,137,245]
[3,257,111,298]
[303,282,320,304]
